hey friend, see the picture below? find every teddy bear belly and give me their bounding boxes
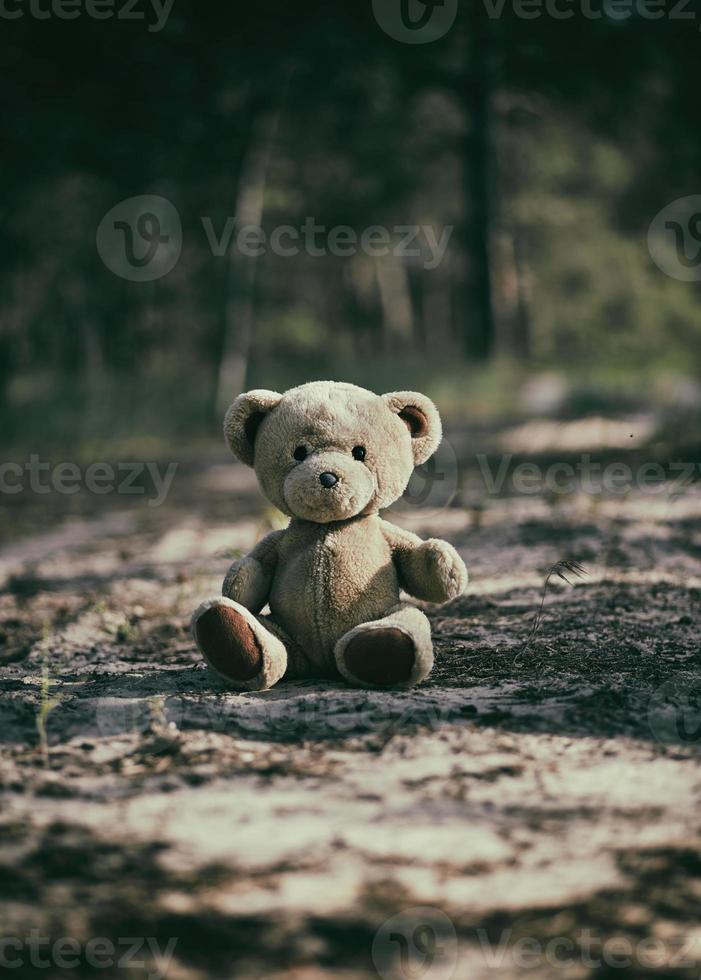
[268,522,400,668]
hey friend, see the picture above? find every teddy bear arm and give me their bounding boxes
[380,521,467,603]
[222,529,284,614]
[380,520,442,600]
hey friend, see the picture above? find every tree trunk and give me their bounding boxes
[215,107,282,416]
[459,7,496,362]
[511,225,531,359]
[375,256,414,352]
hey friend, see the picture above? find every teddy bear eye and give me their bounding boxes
[352,446,366,461]
[293,446,308,462]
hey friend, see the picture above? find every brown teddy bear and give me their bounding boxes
[192,381,467,690]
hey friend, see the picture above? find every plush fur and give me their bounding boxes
[192,381,468,690]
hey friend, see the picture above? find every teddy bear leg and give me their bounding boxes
[259,615,317,680]
[191,597,288,691]
[334,604,433,689]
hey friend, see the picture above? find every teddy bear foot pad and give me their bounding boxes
[194,604,263,682]
[341,628,416,686]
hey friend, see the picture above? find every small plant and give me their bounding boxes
[36,636,63,769]
[92,600,111,631]
[521,559,588,654]
[115,619,138,643]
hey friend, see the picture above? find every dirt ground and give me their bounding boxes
[1,423,701,980]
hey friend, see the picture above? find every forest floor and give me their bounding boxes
[1,416,701,980]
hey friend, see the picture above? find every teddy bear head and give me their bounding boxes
[224,381,442,523]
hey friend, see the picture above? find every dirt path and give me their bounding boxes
[1,448,700,979]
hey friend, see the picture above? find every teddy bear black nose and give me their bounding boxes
[319,472,339,488]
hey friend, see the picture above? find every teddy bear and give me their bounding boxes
[191,381,467,690]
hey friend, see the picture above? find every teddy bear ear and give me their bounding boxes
[382,390,442,465]
[223,389,283,466]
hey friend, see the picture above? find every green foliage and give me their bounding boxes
[1,0,699,451]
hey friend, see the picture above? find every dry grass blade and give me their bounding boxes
[554,559,588,585]
[37,650,62,770]
[519,559,588,656]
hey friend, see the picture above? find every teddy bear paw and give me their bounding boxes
[416,539,468,602]
[194,602,263,682]
[341,628,416,687]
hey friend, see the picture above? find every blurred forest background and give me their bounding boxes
[2,0,701,453]
[4,5,701,968]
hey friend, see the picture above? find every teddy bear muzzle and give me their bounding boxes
[283,450,376,523]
